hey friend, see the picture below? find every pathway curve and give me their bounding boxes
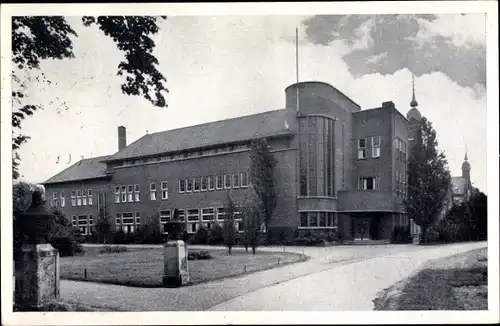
[61,242,486,311]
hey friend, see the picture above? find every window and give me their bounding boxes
[202,208,215,221]
[179,179,186,193]
[359,177,378,190]
[194,178,200,192]
[309,212,318,227]
[134,184,140,202]
[72,216,77,227]
[396,171,400,193]
[217,207,227,221]
[122,212,134,224]
[208,176,215,190]
[127,185,133,202]
[186,178,193,192]
[71,190,76,206]
[300,212,308,227]
[52,192,58,207]
[372,136,381,158]
[115,186,120,204]
[82,189,87,206]
[159,210,171,233]
[177,209,185,222]
[187,209,199,221]
[188,223,197,234]
[241,172,248,188]
[60,191,65,207]
[201,176,208,191]
[121,186,127,203]
[76,190,82,206]
[150,182,157,200]
[358,138,367,159]
[88,189,92,205]
[135,212,141,225]
[216,175,223,190]
[232,173,240,188]
[115,213,121,230]
[161,181,168,200]
[319,212,327,227]
[224,174,231,189]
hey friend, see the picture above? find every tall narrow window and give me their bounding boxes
[224,174,231,189]
[208,176,215,190]
[135,212,141,225]
[179,179,186,193]
[76,190,82,206]
[372,136,381,158]
[161,181,168,200]
[82,189,87,206]
[240,172,248,188]
[115,186,120,204]
[194,178,200,192]
[358,138,367,159]
[115,213,121,231]
[300,212,308,227]
[88,189,92,205]
[71,190,76,206]
[233,173,240,188]
[121,186,127,203]
[127,185,133,202]
[216,175,223,190]
[186,178,193,192]
[60,191,65,207]
[134,184,140,202]
[72,215,77,227]
[201,176,208,191]
[309,212,318,227]
[150,182,157,200]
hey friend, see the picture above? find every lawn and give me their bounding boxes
[374,247,488,310]
[60,247,307,287]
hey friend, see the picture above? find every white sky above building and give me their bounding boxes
[14,13,487,192]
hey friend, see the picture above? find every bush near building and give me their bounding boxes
[391,225,412,244]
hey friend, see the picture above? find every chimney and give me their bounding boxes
[382,101,395,108]
[118,126,126,151]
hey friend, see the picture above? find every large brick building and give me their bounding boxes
[43,81,417,241]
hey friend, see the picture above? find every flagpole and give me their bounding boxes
[296,27,300,114]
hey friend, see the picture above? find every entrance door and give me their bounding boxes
[353,218,370,240]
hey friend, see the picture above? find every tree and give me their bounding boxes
[12,16,169,179]
[467,190,487,240]
[241,189,261,254]
[404,117,452,242]
[223,193,237,254]
[249,138,277,234]
[95,206,112,244]
[13,181,34,219]
[135,214,163,244]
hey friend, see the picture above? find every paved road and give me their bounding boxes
[61,242,486,311]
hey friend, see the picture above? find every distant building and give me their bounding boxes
[43,81,417,242]
[450,153,473,205]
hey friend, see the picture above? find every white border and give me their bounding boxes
[1,1,498,325]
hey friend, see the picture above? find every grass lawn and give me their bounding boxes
[60,247,307,287]
[374,247,488,310]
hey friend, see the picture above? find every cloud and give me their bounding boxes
[301,14,486,92]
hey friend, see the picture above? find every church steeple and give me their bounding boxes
[462,149,471,179]
[410,74,419,108]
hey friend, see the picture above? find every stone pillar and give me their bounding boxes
[14,244,60,309]
[163,240,190,287]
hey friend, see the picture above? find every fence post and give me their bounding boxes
[84,268,87,279]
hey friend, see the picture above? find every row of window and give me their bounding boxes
[300,211,337,228]
[71,214,94,235]
[357,136,381,160]
[179,172,249,194]
[116,144,250,168]
[115,185,141,204]
[51,189,95,208]
[115,212,142,233]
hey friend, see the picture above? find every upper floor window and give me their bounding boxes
[121,186,127,203]
[232,173,240,188]
[76,190,82,206]
[194,178,200,192]
[60,191,65,207]
[161,181,168,200]
[52,192,58,207]
[241,172,248,188]
[201,176,208,191]
[127,185,134,202]
[359,177,378,190]
[150,182,157,200]
[82,189,88,206]
[216,175,223,190]
[358,138,367,160]
[186,178,193,193]
[71,190,76,206]
[179,179,186,193]
[372,136,381,158]
[208,176,215,190]
[224,174,231,189]
[87,189,92,205]
[134,184,140,202]
[115,186,120,204]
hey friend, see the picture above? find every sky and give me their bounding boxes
[15,14,488,192]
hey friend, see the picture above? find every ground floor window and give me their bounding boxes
[299,211,337,228]
[188,222,198,234]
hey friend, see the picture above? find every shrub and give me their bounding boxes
[191,226,209,245]
[50,236,83,257]
[421,227,440,244]
[187,250,212,260]
[99,245,127,254]
[208,224,224,245]
[326,230,343,244]
[391,225,412,244]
